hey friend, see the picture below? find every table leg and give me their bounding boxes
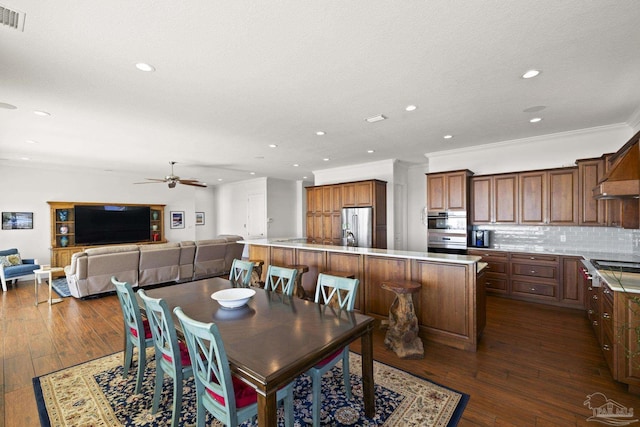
[34,275,39,306]
[48,272,63,305]
[361,323,375,418]
[256,389,278,427]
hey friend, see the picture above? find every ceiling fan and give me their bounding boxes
[135,161,207,188]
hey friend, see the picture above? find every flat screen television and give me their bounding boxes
[75,205,151,245]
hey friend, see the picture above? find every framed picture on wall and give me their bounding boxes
[195,212,205,226]
[2,212,33,230]
[170,211,185,229]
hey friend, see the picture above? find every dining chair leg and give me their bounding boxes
[134,347,146,394]
[284,384,294,427]
[342,348,352,400]
[170,373,183,427]
[152,363,163,414]
[123,340,133,379]
[311,371,322,427]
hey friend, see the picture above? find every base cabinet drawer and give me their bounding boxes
[512,280,557,299]
[511,263,558,280]
[485,275,508,293]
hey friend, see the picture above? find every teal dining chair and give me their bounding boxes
[228,259,254,287]
[174,307,294,427]
[138,289,194,427]
[308,273,359,427]
[263,265,297,296]
[111,277,153,394]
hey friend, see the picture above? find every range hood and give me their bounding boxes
[592,130,640,199]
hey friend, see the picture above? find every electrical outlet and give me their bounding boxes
[560,235,566,242]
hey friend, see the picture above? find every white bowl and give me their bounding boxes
[211,288,256,309]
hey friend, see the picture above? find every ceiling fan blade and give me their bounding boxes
[134,181,164,184]
[144,178,167,182]
[179,180,207,187]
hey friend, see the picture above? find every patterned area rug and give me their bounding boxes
[33,350,468,426]
[51,278,71,298]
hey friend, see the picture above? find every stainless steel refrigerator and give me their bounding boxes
[341,207,373,248]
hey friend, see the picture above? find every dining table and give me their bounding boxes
[137,277,376,426]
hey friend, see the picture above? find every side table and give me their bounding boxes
[34,267,65,306]
[381,280,424,359]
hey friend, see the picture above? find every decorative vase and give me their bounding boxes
[58,210,68,221]
[59,225,68,234]
[152,224,158,231]
[152,211,159,220]
[60,236,69,247]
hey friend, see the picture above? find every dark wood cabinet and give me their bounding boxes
[560,256,586,308]
[305,180,387,248]
[426,170,472,212]
[519,171,547,224]
[470,174,518,224]
[518,168,578,225]
[577,157,606,226]
[468,249,509,294]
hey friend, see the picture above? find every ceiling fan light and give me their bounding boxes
[168,181,176,188]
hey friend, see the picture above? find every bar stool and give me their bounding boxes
[381,280,424,359]
[286,264,310,299]
[248,259,265,288]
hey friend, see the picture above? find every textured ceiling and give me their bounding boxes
[1,1,640,185]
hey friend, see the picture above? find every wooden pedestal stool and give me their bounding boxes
[321,271,356,308]
[381,280,424,359]
[248,259,264,288]
[286,264,310,299]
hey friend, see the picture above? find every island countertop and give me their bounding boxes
[240,238,481,265]
[243,237,485,352]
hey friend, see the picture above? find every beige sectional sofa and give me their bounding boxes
[63,235,244,298]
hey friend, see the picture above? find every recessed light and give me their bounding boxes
[293,164,299,167]
[135,62,156,72]
[0,102,17,110]
[303,176,308,179]
[323,158,330,162]
[25,139,37,144]
[367,150,375,154]
[20,157,30,161]
[405,105,417,112]
[268,144,277,148]
[529,117,543,123]
[365,115,386,123]
[217,178,223,182]
[316,131,326,136]
[250,172,256,175]
[33,110,50,117]
[443,135,453,139]
[522,69,541,79]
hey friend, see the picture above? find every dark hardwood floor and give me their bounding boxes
[2,280,639,426]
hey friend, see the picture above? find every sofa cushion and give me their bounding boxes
[139,242,180,251]
[0,248,18,257]
[3,263,38,278]
[85,245,139,256]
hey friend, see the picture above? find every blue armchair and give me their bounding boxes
[0,248,40,292]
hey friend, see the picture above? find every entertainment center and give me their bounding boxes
[47,201,166,268]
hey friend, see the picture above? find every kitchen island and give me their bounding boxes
[242,238,484,352]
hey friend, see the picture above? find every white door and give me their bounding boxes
[247,192,266,238]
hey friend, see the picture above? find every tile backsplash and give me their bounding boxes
[474,225,640,255]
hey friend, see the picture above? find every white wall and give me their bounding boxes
[0,163,212,264]
[266,178,298,238]
[215,178,266,238]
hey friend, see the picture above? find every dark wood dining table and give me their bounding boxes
[138,277,376,427]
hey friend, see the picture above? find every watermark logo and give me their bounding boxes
[584,392,638,425]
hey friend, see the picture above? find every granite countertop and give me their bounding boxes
[468,246,640,263]
[241,238,481,265]
[598,269,640,294]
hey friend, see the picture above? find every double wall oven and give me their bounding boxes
[426,211,469,254]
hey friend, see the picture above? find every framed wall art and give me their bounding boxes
[195,212,205,226]
[170,211,185,229]
[2,212,33,230]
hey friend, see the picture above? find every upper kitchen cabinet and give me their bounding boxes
[342,181,375,207]
[519,168,578,225]
[577,157,606,226]
[470,174,518,224]
[426,170,473,212]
